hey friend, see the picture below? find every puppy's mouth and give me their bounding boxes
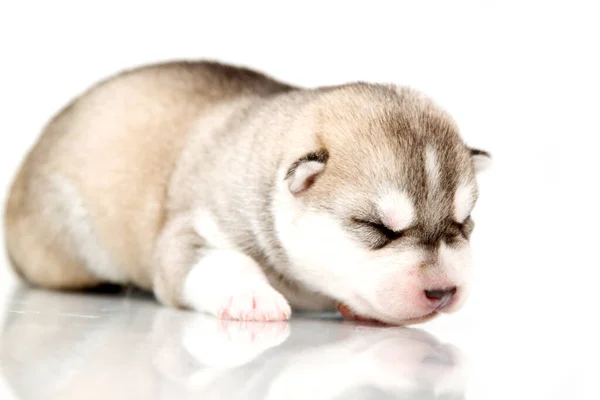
[336,302,437,326]
[336,303,380,323]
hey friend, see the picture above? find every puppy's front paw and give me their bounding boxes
[180,250,292,321]
[218,284,291,321]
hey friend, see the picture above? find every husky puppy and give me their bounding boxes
[4,61,491,324]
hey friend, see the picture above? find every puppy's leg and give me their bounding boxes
[153,216,291,321]
[5,172,104,289]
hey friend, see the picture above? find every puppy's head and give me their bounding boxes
[273,84,491,325]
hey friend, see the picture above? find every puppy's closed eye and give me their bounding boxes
[352,218,404,249]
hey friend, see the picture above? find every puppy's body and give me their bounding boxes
[5,61,490,324]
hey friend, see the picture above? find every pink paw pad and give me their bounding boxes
[217,287,291,321]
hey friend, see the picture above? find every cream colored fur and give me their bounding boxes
[4,60,490,324]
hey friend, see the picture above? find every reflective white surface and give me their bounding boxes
[1,286,466,400]
[1,2,600,399]
[0,281,598,400]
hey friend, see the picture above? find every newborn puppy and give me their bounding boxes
[4,61,491,325]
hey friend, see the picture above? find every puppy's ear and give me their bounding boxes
[285,150,329,195]
[470,148,492,173]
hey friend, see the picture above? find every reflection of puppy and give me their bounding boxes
[151,310,290,392]
[152,310,289,372]
[1,288,465,399]
[264,326,465,400]
[150,313,466,399]
[0,287,291,400]
[5,61,491,324]
[0,287,159,400]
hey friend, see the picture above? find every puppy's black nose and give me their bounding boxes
[425,287,457,300]
[425,287,457,309]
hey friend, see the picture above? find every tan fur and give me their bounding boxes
[4,60,487,320]
[5,61,292,292]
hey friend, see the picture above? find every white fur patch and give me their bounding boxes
[437,242,472,312]
[378,191,415,231]
[44,175,127,283]
[425,145,440,190]
[438,242,472,283]
[181,249,291,321]
[193,209,233,248]
[453,181,476,222]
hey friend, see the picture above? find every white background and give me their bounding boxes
[1,1,599,399]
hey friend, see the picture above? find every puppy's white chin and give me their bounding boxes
[337,297,441,326]
[340,308,440,326]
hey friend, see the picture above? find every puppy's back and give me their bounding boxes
[4,61,293,289]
